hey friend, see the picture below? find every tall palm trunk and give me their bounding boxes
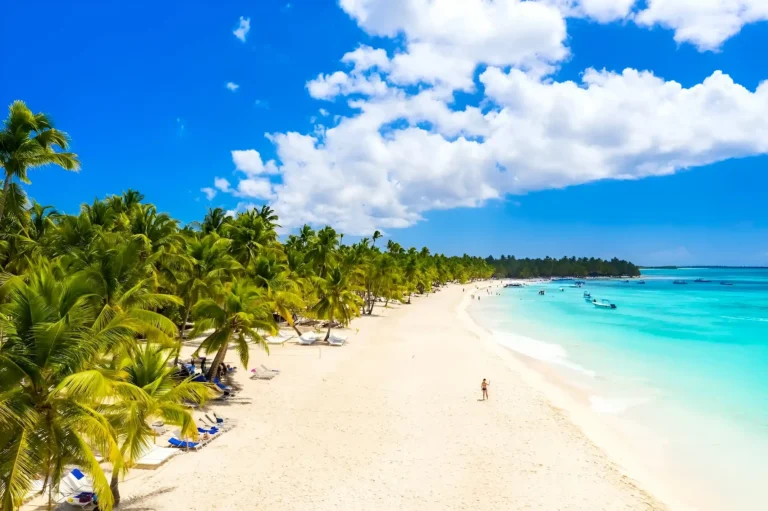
[0,172,12,224]
[206,336,230,381]
[111,471,121,508]
[324,323,332,342]
[174,307,191,365]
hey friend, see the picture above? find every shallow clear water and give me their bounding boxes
[469,269,768,510]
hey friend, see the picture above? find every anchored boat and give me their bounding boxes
[592,299,617,309]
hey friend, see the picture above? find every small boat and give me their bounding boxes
[636,280,646,284]
[538,290,545,295]
[623,280,630,283]
[592,299,617,309]
[720,281,733,286]
[673,280,687,285]
[575,281,586,285]
[583,291,592,300]
[504,283,524,288]
[694,278,712,283]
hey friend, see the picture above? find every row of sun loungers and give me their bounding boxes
[298,331,347,345]
[267,330,350,346]
[166,414,235,451]
[26,415,236,507]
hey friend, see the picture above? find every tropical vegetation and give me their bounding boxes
[0,100,640,509]
[486,255,641,278]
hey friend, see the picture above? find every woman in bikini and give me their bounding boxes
[481,379,489,401]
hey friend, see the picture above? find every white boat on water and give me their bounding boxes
[592,299,617,309]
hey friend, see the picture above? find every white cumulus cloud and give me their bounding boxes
[635,0,768,50]
[226,82,240,92]
[236,178,274,199]
[214,177,231,192]
[233,16,251,42]
[231,149,279,176]
[201,187,217,200]
[341,45,391,72]
[340,0,569,90]
[209,0,768,235]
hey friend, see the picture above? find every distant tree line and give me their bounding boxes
[485,255,641,278]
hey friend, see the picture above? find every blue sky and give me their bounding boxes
[1,0,767,266]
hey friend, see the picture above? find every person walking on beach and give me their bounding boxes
[481,379,490,400]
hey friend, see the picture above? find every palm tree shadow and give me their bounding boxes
[120,485,178,509]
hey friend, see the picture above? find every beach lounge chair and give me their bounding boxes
[250,367,276,380]
[328,333,347,346]
[134,447,179,469]
[260,363,280,374]
[168,437,201,450]
[198,425,220,435]
[58,469,92,500]
[298,332,320,345]
[266,332,296,345]
[211,412,235,429]
[213,377,233,393]
[65,491,97,508]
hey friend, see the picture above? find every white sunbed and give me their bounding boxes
[28,468,93,504]
[298,332,321,345]
[327,333,348,346]
[266,332,296,345]
[134,447,179,469]
[250,367,277,380]
[260,363,280,374]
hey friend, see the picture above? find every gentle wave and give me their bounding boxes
[720,316,768,322]
[589,395,651,415]
[491,330,596,378]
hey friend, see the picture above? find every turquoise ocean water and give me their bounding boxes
[468,268,768,510]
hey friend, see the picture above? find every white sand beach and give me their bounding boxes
[35,282,666,510]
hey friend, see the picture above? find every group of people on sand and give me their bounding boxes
[178,358,234,380]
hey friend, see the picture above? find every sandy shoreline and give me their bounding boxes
[28,282,666,510]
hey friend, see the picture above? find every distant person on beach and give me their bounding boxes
[481,379,490,400]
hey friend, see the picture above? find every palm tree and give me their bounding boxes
[121,189,144,211]
[403,254,422,304]
[256,205,279,228]
[224,210,279,267]
[312,267,363,341]
[190,280,277,380]
[306,226,338,278]
[64,238,183,347]
[202,207,229,235]
[372,230,382,247]
[0,100,80,223]
[251,253,306,336]
[106,345,210,506]
[28,202,57,240]
[169,234,241,362]
[0,261,147,511]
